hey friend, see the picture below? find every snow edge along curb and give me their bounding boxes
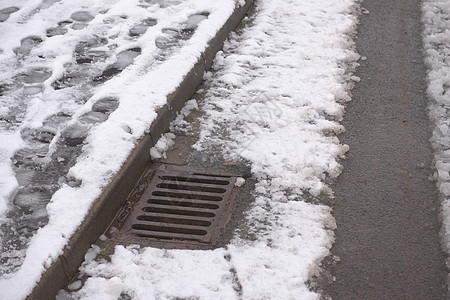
[27,1,254,299]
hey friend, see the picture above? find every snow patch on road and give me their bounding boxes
[196,1,358,198]
[422,0,450,288]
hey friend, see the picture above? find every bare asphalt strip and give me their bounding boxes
[323,0,448,299]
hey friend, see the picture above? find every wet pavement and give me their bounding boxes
[323,0,448,298]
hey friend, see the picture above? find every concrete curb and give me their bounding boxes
[27,1,254,299]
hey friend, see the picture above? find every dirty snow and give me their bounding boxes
[66,0,359,299]
[0,0,240,298]
[422,0,450,287]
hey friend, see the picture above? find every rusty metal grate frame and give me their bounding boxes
[108,164,240,249]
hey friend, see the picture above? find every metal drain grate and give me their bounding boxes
[109,165,240,248]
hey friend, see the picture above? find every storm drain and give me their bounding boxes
[109,165,241,248]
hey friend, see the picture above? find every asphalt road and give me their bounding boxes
[323,0,448,299]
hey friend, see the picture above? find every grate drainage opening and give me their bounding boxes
[134,235,200,242]
[160,175,230,185]
[131,224,208,236]
[109,166,242,248]
[151,191,223,201]
[136,215,212,227]
[192,173,234,179]
[156,183,227,193]
[148,198,220,209]
[142,206,216,217]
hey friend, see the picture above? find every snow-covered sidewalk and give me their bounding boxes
[62,0,360,299]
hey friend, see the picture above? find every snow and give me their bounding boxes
[149,132,175,159]
[196,0,358,197]
[422,0,450,287]
[0,0,241,298]
[235,177,245,187]
[65,0,359,299]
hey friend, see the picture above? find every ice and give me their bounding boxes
[61,124,90,146]
[0,185,50,273]
[155,35,173,49]
[43,113,71,129]
[92,97,119,113]
[85,50,108,62]
[13,187,51,210]
[157,0,182,8]
[15,169,36,187]
[14,36,43,56]
[71,23,87,30]
[155,29,181,49]
[12,146,49,168]
[79,111,108,124]
[114,48,141,69]
[129,18,157,37]
[70,11,94,22]
[52,73,84,90]
[46,21,72,37]
[93,49,141,83]
[20,127,56,144]
[143,17,158,26]
[39,0,61,10]
[0,7,19,22]
[129,25,148,37]
[75,38,108,61]
[23,85,44,95]
[21,68,52,84]
[93,68,121,83]
[0,7,19,14]
[26,207,49,230]
[64,176,81,188]
[0,84,9,96]
[185,13,209,31]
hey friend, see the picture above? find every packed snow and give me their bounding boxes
[0,0,242,298]
[63,0,360,299]
[422,0,450,287]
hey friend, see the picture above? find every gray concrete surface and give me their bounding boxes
[323,0,448,299]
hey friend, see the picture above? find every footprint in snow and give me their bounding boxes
[62,97,119,146]
[53,37,109,90]
[70,11,94,30]
[19,67,52,95]
[129,18,157,38]
[46,20,73,37]
[0,7,19,22]
[14,36,43,57]
[93,48,141,83]
[155,13,208,61]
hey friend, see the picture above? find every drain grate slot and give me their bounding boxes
[136,215,212,227]
[132,224,208,236]
[160,175,230,185]
[151,190,223,201]
[142,206,216,217]
[110,166,241,248]
[148,199,220,210]
[156,183,227,193]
